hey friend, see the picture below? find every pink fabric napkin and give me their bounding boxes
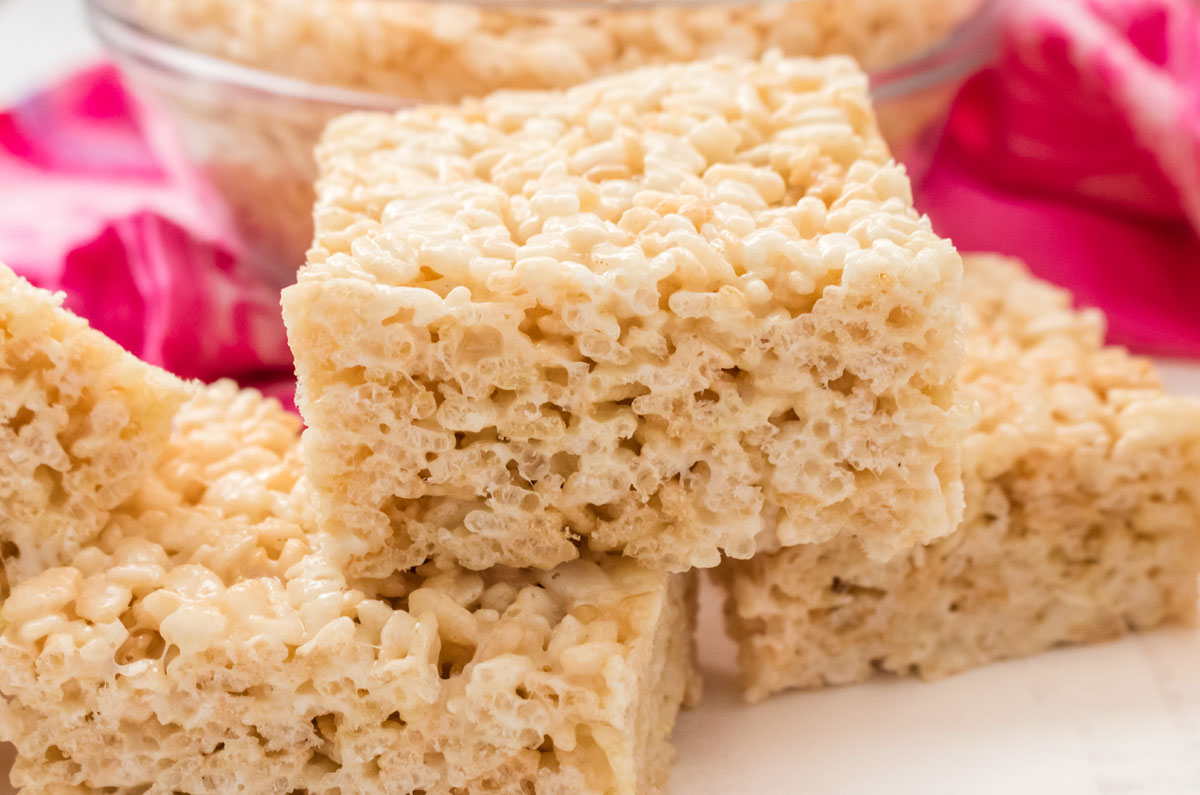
[0,66,295,406]
[916,0,1200,358]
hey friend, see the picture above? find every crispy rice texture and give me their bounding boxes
[283,53,964,576]
[0,382,699,794]
[0,262,191,590]
[719,254,1200,701]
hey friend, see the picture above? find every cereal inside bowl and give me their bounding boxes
[117,0,985,100]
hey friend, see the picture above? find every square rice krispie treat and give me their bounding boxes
[0,262,191,588]
[0,381,699,794]
[283,53,965,576]
[719,254,1200,702]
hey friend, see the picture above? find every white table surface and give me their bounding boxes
[0,0,99,105]
[4,1,1200,793]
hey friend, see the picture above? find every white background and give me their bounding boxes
[4,1,1200,792]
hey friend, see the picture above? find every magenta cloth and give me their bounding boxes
[0,65,295,406]
[916,0,1200,358]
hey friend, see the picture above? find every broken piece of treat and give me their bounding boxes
[0,262,192,588]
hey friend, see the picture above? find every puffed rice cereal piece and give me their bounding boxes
[0,262,191,589]
[0,381,699,794]
[719,254,1200,701]
[283,53,965,575]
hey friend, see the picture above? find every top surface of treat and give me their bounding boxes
[0,262,191,584]
[305,53,905,297]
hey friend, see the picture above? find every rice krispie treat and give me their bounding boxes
[719,255,1200,701]
[0,381,699,794]
[284,54,965,576]
[0,262,191,589]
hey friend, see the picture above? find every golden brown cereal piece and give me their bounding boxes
[0,382,699,794]
[0,262,191,588]
[283,54,965,576]
[719,255,1200,701]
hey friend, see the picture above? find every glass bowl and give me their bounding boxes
[86,0,1005,286]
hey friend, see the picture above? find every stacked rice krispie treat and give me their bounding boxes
[282,53,965,580]
[271,51,966,790]
[720,254,1200,701]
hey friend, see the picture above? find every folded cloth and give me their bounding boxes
[916,0,1200,358]
[0,65,294,404]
